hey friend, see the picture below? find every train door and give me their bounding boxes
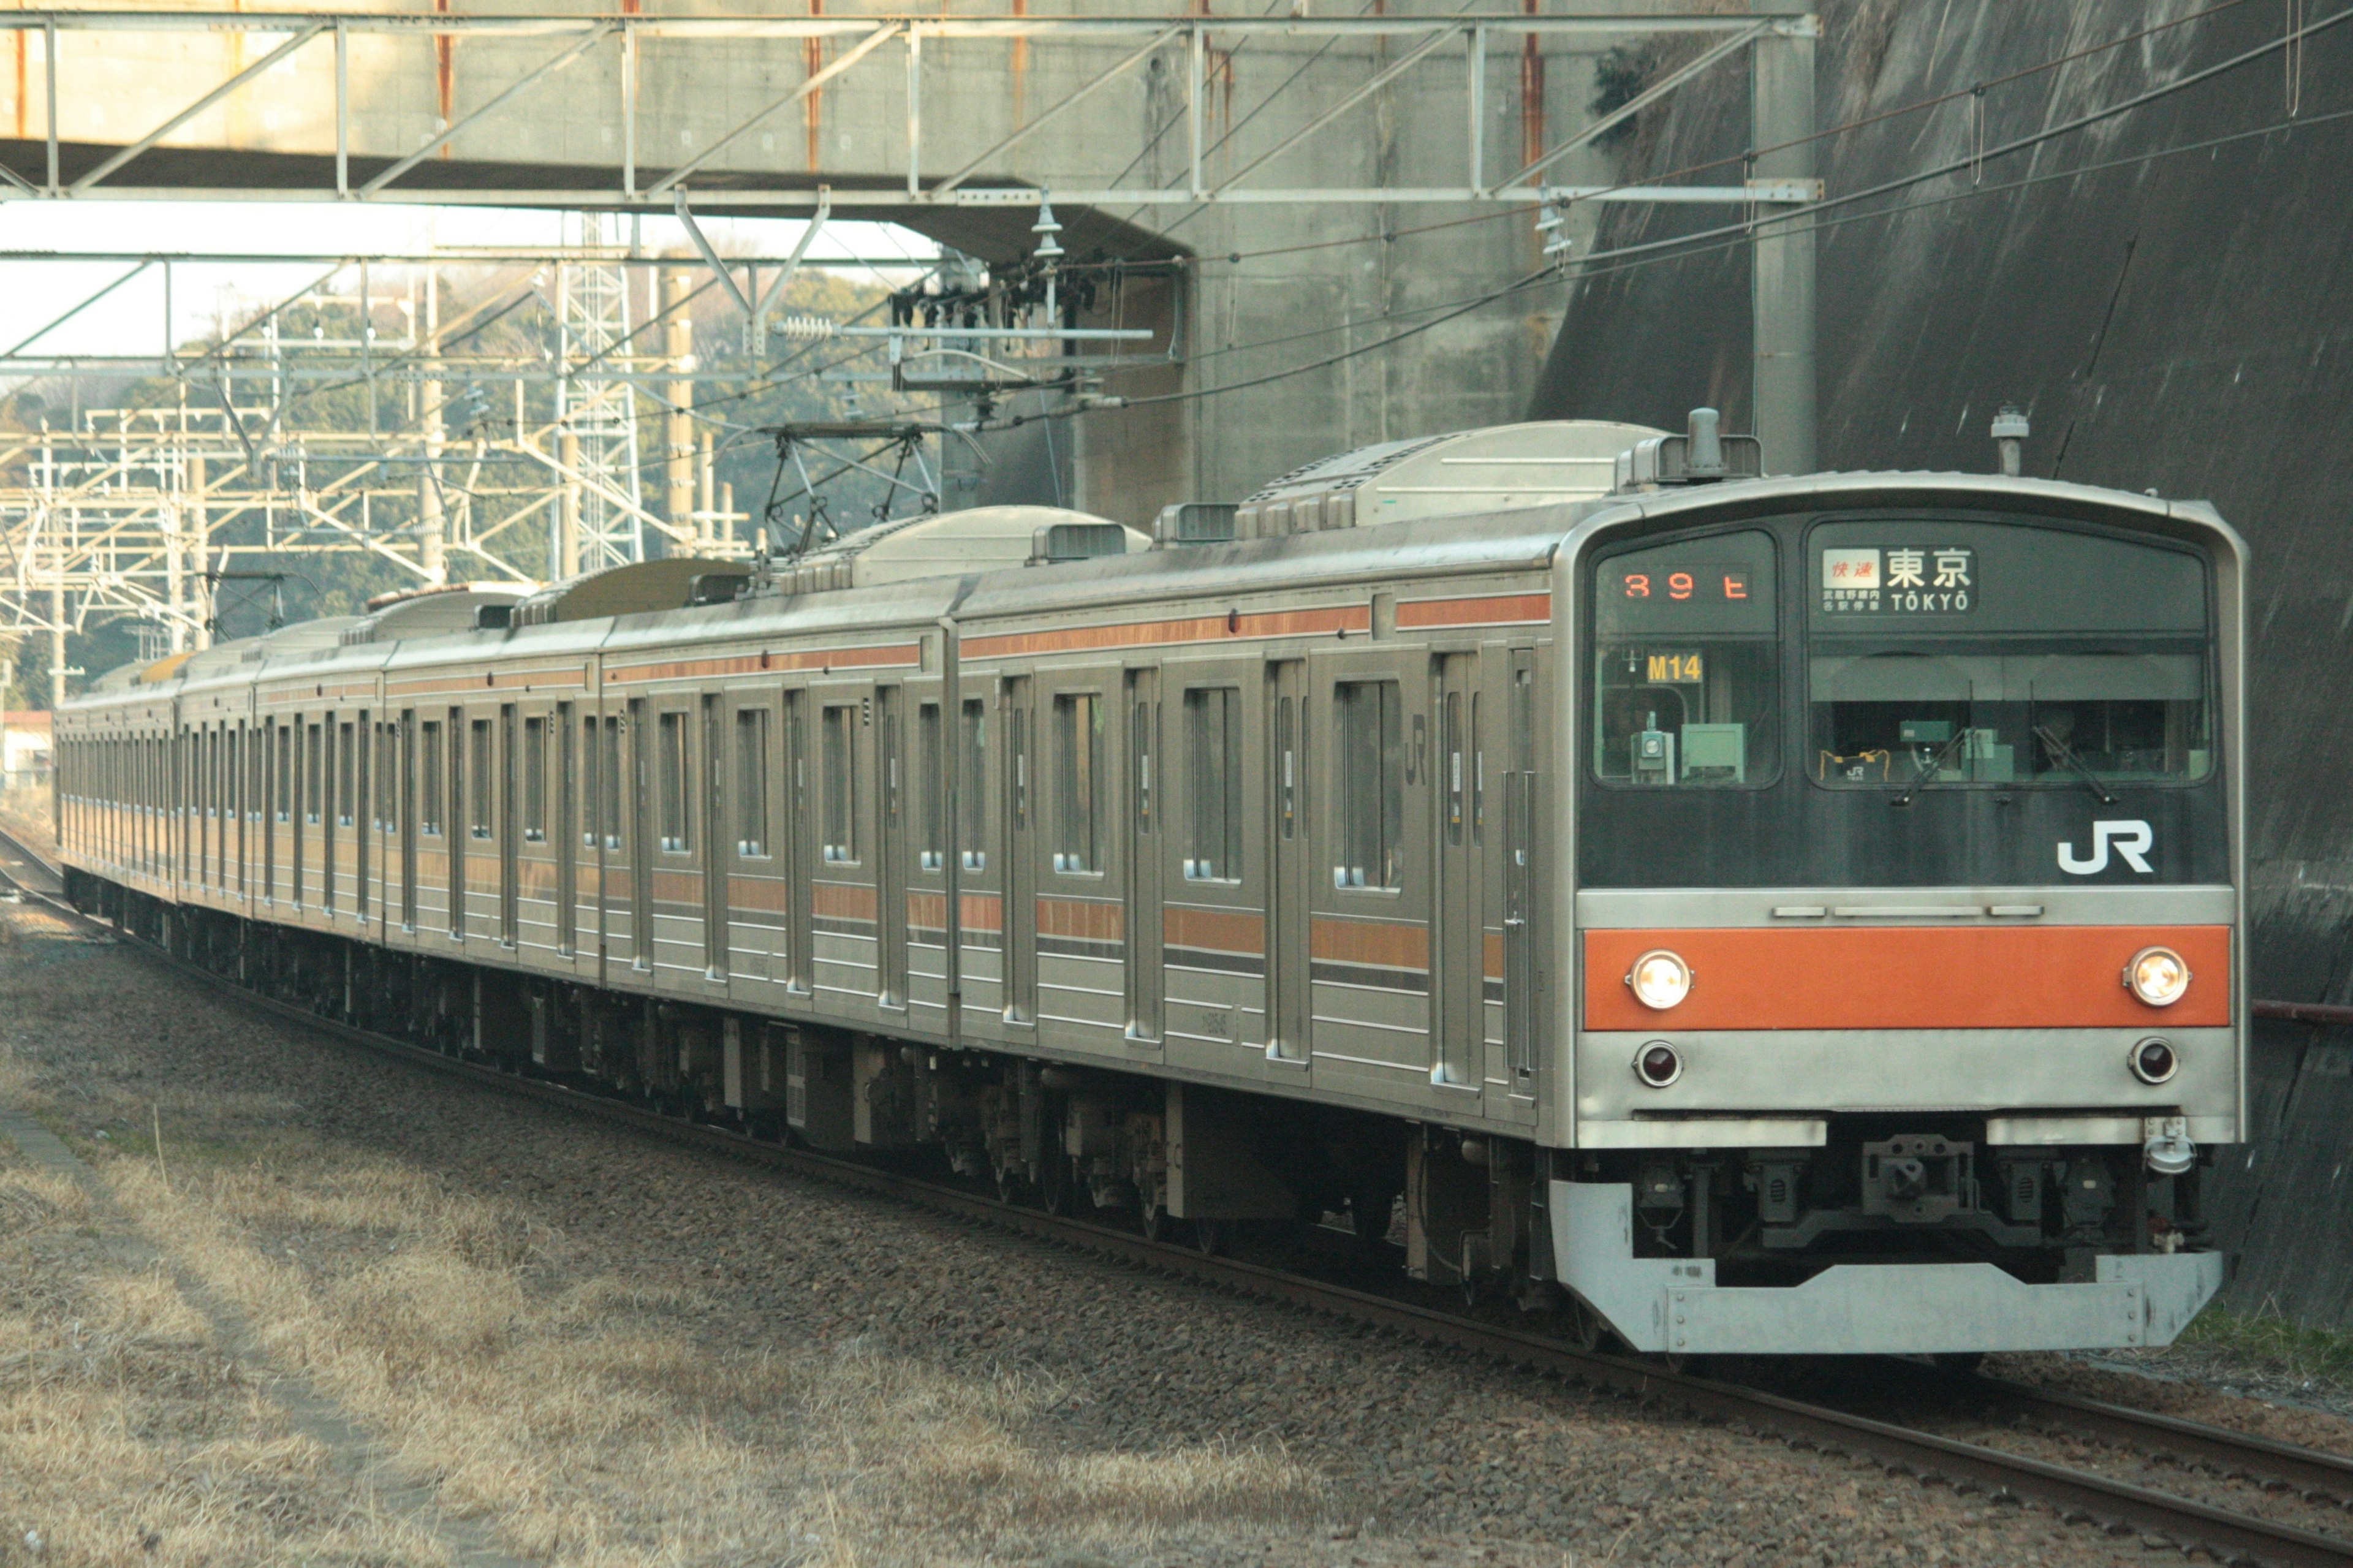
[877,685,909,1009]
[1124,667,1162,1045]
[629,699,653,971]
[701,692,727,979]
[556,702,577,958]
[599,711,626,973]
[1502,649,1539,1099]
[399,711,418,929]
[1003,675,1036,1026]
[784,688,814,994]
[1267,659,1310,1062]
[499,703,520,947]
[1434,652,1482,1088]
[352,715,370,925]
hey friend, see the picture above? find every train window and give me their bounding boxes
[822,705,858,863]
[522,717,547,842]
[1183,686,1242,882]
[582,716,601,849]
[1333,680,1403,890]
[307,723,324,825]
[959,700,987,871]
[657,711,689,852]
[601,717,624,850]
[737,708,770,858]
[1276,694,1299,843]
[1808,521,2213,789]
[420,722,444,835]
[338,723,357,828]
[1053,692,1102,874]
[275,724,292,822]
[375,724,394,832]
[1591,529,1779,788]
[917,703,944,871]
[469,720,494,840]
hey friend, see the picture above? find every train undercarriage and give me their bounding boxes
[81,872,2222,1358]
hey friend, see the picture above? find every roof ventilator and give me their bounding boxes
[1613,407,1764,493]
[1152,502,1238,548]
[1029,521,1130,565]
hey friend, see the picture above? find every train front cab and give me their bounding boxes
[1547,477,2241,1356]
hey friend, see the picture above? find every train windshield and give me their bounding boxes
[1809,520,2212,789]
[1591,530,1779,787]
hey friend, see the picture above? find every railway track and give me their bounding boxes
[5,831,2351,1567]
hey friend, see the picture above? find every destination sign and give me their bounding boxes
[1819,546,1976,615]
[1613,564,1753,605]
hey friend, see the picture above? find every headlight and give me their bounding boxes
[2129,1037,2179,1086]
[1626,949,1693,1010]
[2124,946,2192,1007]
[1634,1041,1683,1088]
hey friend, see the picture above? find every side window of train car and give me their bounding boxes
[581,715,601,849]
[822,704,858,863]
[1333,680,1403,890]
[338,723,357,827]
[522,716,548,842]
[1053,692,1102,874]
[306,722,324,825]
[917,702,944,871]
[958,700,987,871]
[1590,529,1780,787]
[1183,686,1242,881]
[601,717,624,850]
[736,707,770,858]
[469,719,494,839]
[275,724,294,822]
[1806,520,2213,790]
[657,710,689,852]
[420,721,444,835]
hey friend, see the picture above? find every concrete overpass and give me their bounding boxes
[0,4,1817,523]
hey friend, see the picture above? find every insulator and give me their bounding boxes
[773,316,838,341]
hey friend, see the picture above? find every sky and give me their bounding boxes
[0,201,936,365]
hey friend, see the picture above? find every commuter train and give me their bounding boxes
[50,412,2243,1357]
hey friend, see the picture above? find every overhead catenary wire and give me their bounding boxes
[991,94,2353,430]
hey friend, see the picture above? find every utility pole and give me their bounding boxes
[419,271,448,585]
[558,429,582,580]
[1749,17,1817,476]
[163,501,186,653]
[664,265,696,553]
[48,578,63,711]
[697,428,716,547]
[188,449,211,650]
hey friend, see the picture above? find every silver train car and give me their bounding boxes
[51,415,2244,1357]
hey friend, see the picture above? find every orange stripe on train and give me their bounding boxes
[1395,592,1551,629]
[1582,925,2232,1032]
[963,605,1369,661]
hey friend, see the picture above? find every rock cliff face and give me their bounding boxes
[1533,1,2353,1326]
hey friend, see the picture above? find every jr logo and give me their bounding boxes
[2058,820,2154,876]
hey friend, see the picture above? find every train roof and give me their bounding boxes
[58,463,2240,719]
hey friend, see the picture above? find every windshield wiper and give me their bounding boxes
[2033,724,2119,806]
[1891,729,1972,808]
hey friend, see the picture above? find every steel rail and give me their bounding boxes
[1961,1372,2353,1506]
[8,841,2353,1568]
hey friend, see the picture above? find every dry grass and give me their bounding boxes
[0,1162,457,1567]
[0,790,56,860]
[0,900,1346,1564]
[96,1139,1335,1566]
